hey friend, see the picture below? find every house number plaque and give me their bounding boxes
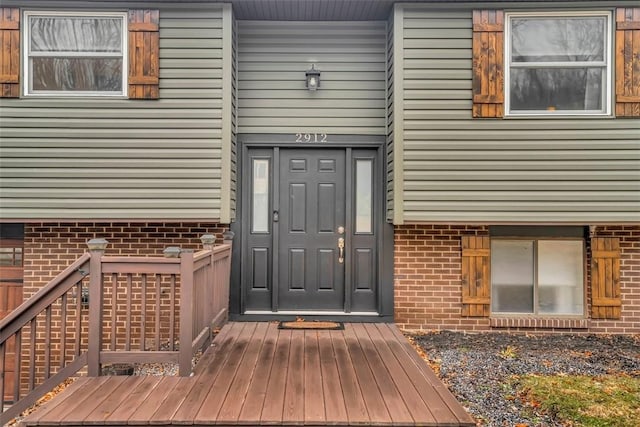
[295,133,328,143]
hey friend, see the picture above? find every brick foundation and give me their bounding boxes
[23,222,227,299]
[394,224,640,334]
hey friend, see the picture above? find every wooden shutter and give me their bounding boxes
[0,8,20,98]
[616,8,640,117]
[472,10,504,118]
[591,238,622,319]
[461,236,491,317]
[128,10,159,99]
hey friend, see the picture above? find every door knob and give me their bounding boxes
[338,237,345,264]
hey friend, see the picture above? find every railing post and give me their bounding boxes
[200,234,216,252]
[222,231,234,313]
[200,234,216,337]
[178,248,194,376]
[87,238,108,377]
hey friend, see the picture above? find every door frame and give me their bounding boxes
[230,134,394,322]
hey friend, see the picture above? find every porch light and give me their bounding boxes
[305,64,320,90]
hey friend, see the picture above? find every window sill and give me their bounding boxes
[503,113,613,119]
[490,317,589,329]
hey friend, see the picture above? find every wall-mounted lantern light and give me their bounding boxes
[305,64,320,91]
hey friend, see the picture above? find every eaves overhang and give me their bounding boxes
[6,0,634,21]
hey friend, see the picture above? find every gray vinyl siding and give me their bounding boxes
[230,12,238,221]
[0,5,226,221]
[386,12,395,222]
[237,21,387,135]
[398,5,640,224]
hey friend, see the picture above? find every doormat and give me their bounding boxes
[278,320,344,330]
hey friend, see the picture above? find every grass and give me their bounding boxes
[516,374,640,427]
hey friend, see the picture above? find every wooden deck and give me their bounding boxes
[19,322,474,426]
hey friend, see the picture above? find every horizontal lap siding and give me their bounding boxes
[387,13,395,222]
[237,21,386,135]
[230,15,238,219]
[402,7,640,223]
[0,7,224,220]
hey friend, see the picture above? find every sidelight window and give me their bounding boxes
[251,159,270,233]
[355,159,373,234]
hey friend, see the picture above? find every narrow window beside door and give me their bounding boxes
[355,159,373,234]
[252,159,269,233]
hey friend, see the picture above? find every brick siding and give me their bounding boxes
[24,222,227,298]
[394,224,640,334]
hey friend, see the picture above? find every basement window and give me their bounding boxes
[24,11,127,96]
[491,238,585,316]
[505,12,612,116]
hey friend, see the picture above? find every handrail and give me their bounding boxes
[0,253,91,342]
[1,253,92,426]
[1,236,233,426]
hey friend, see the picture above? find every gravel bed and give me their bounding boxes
[409,331,640,426]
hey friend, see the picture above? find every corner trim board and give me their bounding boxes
[220,3,234,224]
[392,4,404,225]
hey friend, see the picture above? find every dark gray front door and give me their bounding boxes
[242,146,380,313]
[278,149,346,310]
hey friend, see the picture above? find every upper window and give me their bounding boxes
[24,11,127,96]
[505,12,611,116]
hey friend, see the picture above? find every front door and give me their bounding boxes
[242,146,380,314]
[278,149,346,310]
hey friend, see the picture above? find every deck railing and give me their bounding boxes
[0,235,232,426]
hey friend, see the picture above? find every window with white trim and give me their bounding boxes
[491,238,585,316]
[505,12,611,115]
[24,11,127,96]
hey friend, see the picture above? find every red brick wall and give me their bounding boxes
[394,224,640,334]
[589,226,640,334]
[23,222,226,298]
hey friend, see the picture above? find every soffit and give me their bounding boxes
[10,0,630,21]
[231,0,628,20]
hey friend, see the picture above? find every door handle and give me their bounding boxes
[338,237,345,264]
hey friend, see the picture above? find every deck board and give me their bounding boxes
[342,326,392,425]
[330,330,369,425]
[128,377,181,425]
[213,322,268,423]
[259,328,291,425]
[85,375,142,424]
[191,322,258,423]
[237,323,278,424]
[282,328,305,424]
[352,323,414,425]
[103,376,161,424]
[20,322,475,427]
[363,324,437,424]
[317,330,348,424]
[21,377,90,425]
[303,331,325,424]
[38,376,111,426]
[66,376,129,425]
